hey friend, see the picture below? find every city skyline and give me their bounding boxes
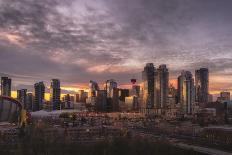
[1,0,232,95]
[1,1,232,154]
[0,65,227,101]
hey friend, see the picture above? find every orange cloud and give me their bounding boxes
[87,65,138,73]
[0,32,25,47]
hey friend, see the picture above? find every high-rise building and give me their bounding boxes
[26,93,33,111]
[168,84,178,105]
[131,85,140,97]
[195,68,209,103]
[125,96,138,111]
[64,94,71,109]
[105,79,117,98]
[78,90,88,103]
[208,94,213,103]
[95,90,107,111]
[111,88,119,111]
[50,79,61,110]
[86,80,99,109]
[88,80,99,97]
[155,64,169,108]
[105,79,119,112]
[217,91,230,102]
[178,71,194,114]
[34,82,45,111]
[17,89,27,109]
[130,79,140,97]
[141,63,155,109]
[75,93,80,102]
[118,89,129,102]
[1,77,11,97]
[221,91,230,100]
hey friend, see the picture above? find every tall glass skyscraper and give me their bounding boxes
[34,82,45,111]
[17,89,27,109]
[155,64,169,109]
[195,68,209,103]
[142,63,155,109]
[1,77,11,97]
[50,79,61,110]
[105,79,117,98]
[178,71,194,114]
[89,80,99,97]
[105,79,118,111]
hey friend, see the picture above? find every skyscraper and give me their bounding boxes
[105,79,118,111]
[130,79,140,97]
[1,77,11,97]
[34,82,45,111]
[50,79,61,110]
[178,71,194,114]
[86,80,100,109]
[17,89,27,109]
[118,89,129,102]
[195,68,209,103]
[78,90,88,103]
[168,84,178,105]
[26,93,33,111]
[217,91,230,102]
[89,80,99,97]
[155,64,169,108]
[105,79,117,98]
[95,90,107,111]
[64,94,71,109]
[141,63,155,109]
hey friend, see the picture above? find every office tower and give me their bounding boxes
[111,88,119,111]
[217,91,230,102]
[26,93,33,111]
[130,79,140,97]
[1,77,11,97]
[178,71,194,114]
[141,63,155,109]
[195,68,209,103]
[88,80,99,97]
[168,84,178,105]
[105,79,117,98]
[50,79,61,110]
[75,93,80,102]
[118,89,129,102]
[221,91,230,100]
[125,96,139,111]
[208,94,213,103]
[86,81,99,109]
[96,90,107,111]
[105,79,119,111]
[17,89,27,109]
[34,82,45,111]
[169,84,177,99]
[155,64,169,108]
[78,90,88,103]
[224,100,232,124]
[64,94,71,109]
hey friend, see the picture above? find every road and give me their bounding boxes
[175,143,232,155]
[130,129,232,155]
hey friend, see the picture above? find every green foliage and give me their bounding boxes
[0,135,205,155]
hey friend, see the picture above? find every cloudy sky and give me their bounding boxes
[0,0,232,94]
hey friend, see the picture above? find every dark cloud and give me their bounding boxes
[0,0,232,92]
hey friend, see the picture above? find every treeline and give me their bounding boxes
[0,137,205,155]
[0,126,206,155]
